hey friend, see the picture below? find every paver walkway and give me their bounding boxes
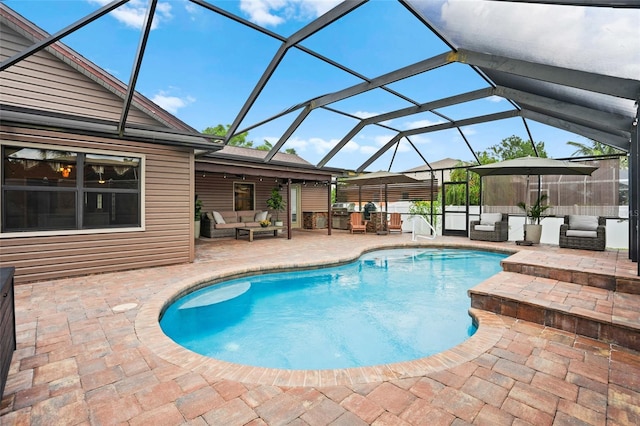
[1,230,639,425]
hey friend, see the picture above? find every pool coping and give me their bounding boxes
[135,244,512,387]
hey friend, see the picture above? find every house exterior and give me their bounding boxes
[195,146,338,233]
[0,5,342,284]
[0,5,216,284]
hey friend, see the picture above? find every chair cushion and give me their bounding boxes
[566,229,598,238]
[212,211,225,224]
[480,213,502,226]
[569,215,598,231]
[474,224,495,232]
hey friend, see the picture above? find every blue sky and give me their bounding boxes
[5,0,639,172]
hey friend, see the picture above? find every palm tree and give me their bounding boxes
[566,140,627,168]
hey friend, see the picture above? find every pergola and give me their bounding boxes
[1,0,639,266]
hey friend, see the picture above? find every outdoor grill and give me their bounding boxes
[331,203,355,230]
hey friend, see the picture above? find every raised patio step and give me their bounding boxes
[469,271,640,351]
[501,249,640,294]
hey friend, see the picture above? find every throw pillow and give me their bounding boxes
[569,215,598,231]
[212,211,225,224]
[254,211,268,221]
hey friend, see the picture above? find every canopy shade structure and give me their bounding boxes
[342,171,422,233]
[469,156,598,177]
[470,156,599,244]
[341,171,422,186]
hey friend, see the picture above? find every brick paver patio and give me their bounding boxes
[1,230,639,425]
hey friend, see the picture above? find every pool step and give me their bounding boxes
[500,250,640,295]
[469,271,640,351]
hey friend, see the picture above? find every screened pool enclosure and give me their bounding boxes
[1,1,638,267]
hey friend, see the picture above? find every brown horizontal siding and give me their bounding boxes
[14,256,190,284]
[195,174,280,214]
[301,186,329,211]
[0,26,163,126]
[0,127,194,284]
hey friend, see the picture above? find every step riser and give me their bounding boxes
[502,262,640,294]
[470,293,640,351]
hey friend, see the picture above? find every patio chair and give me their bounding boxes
[559,215,606,251]
[388,212,403,233]
[469,213,509,242]
[349,212,368,234]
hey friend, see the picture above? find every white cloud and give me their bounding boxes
[151,92,195,114]
[351,110,380,119]
[408,134,432,145]
[360,145,379,155]
[404,118,444,130]
[88,0,172,30]
[487,96,504,103]
[184,1,199,17]
[240,0,342,27]
[278,136,309,151]
[342,140,360,153]
[439,0,640,78]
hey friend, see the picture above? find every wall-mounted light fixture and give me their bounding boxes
[59,165,72,178]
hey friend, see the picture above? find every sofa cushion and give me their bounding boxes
[212,211,225,224]
[214,223,239,230]
[566,229,598,238]
[216,211,235,223]
[206,212,214,220]
[569,215,598,231]
[474,224,495,232]
[239,215,254,223]
[480,213,502,226]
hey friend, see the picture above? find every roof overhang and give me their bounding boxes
[0,106,224,151]
[196,153,344,181]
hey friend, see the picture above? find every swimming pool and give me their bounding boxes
[160,248,506,370]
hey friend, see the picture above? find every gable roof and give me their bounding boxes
[0,3,222,150]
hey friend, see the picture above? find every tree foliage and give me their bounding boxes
[567,140,627,168]
[409,200,441,227]
[477,135,547,161]
[567,140,623,157]
[202,124,252,148]
[447,163,480,205]
[256,140,297,155]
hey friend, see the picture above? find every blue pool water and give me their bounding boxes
[160,248,506,370]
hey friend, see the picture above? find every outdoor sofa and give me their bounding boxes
[469,212,509,242]
[201,210,271,238]
[559,215,606,251]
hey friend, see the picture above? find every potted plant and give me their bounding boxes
[266,187,285,227]
[194,198,203,239]
[517,193,550,244]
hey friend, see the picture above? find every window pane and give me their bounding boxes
[234,183,254,211]
[4,146,77,187]
[84,154,140,189]
[4,190,76,231]
[83,192,139,228]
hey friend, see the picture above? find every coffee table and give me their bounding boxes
[235,226,283,242]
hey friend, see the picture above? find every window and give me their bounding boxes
[2,145,141,232]
[234,182,254,211]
